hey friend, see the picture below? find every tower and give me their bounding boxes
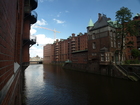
[87,19,94,32]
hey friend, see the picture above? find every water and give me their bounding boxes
[24,64,140,105]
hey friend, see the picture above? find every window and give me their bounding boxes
[92,53,97,56]
[111,41,113,47]
[92,34,95,39]
[114,41,116,47]
[101,53,104,61]
[118,42,120,48]
[106,53,108,61]
[93,42,96,49]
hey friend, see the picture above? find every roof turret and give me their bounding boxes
[88,19,94,27]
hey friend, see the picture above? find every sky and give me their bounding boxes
[30,0,140,58]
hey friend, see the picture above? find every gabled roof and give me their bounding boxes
[88,19,94,27]
[93,14,110,29]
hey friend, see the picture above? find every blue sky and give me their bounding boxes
[30,0,140,57]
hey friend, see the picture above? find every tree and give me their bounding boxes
[131,49,140,59]
[115,7,133,64]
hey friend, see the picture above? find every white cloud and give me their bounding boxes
[57,14,60,17]
[36,19,48,26]
[30,34,54,58]
[36,34,54,45]
[29,19,53,58]
[65,10,69,13]
[53,18,65,24]
[30,46,43,58]
[30,28,37,35]
[30,19,48,35]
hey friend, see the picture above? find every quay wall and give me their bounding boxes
[63,63,137,80]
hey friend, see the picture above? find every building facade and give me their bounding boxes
[87,13,139,68]
[43,44,53,64]
[0,0,37,105]
[43,33,88,64]
[87,13,122,66]
[133,14,140,50]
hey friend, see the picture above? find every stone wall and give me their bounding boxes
[63,63,129,80]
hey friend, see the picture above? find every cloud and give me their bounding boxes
[30,28,37,35]
[65,10,69,13]
[36,34,54,45]
[36,19,48,26]
[57,14,60,17]
[30,34,54,57]
[30,46,43,58]
[30,19,48,35]
[53,18,65,24]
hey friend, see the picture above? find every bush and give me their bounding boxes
[125,60,140,64]
[125,60,130,64]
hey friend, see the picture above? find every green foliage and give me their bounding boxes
[125,59,140,64]
[131,49,140,59]
[116,7,132,24]
[125,60,130,65]
[125,20,140,36]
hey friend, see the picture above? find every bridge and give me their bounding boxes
[30,61,43,64]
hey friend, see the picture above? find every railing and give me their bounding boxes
[117,65,128,75]
[30,0,38,10]
[30,11,37,24]
[115,64,140,81]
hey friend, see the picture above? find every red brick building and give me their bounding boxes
[123,14,140,60]
[43,33,88,64]
[87,13,121,66]
[43,44,53,64]
[87,13,139,67]
[133,14,140,50]
[0,0,37,105]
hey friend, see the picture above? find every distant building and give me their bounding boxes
[0,0,38,105]
[43,44,53,64]
[43,13,139,65]
[30,56,42,61]
[43,33,88,64]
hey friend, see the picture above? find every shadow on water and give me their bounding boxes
[24,64,140,105]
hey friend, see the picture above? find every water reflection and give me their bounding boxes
[25,64,140,105]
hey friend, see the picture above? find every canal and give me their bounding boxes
[24,64,140,105]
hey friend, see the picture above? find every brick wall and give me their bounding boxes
[0,0,17,92]
[0,0,24,105]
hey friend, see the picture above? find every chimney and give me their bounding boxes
[98,13,102,21]
[72,33,75,37]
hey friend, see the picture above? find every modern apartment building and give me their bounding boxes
[0,0,38,105]
[43,44,53,64]
[43,33,88,64]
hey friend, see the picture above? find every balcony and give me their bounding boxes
[71,48,76,52]
[30,11,37,24]
[71,45,76,48]
[30,0,38,10]
[23,35,36,47]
